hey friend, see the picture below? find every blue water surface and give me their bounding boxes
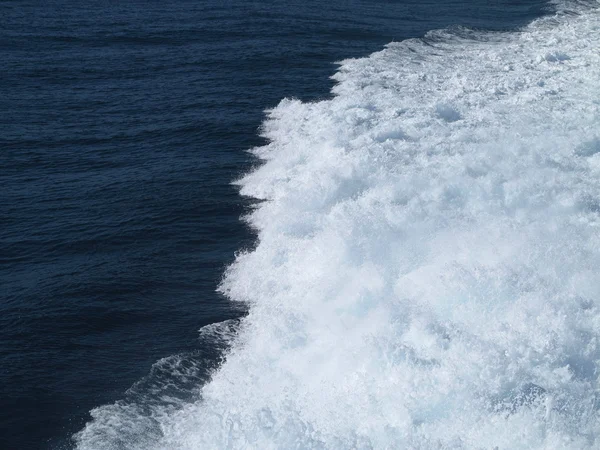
[0,0,548,448]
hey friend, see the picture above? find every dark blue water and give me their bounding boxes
[1,1,549,448]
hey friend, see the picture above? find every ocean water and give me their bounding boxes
[3,0,599,448]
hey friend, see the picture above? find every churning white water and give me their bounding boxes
[76,1,600,448]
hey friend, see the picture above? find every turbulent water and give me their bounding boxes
[72,1,600,449]
[3,1,551,448]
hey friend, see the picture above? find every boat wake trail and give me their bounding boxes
[76,1,600,448]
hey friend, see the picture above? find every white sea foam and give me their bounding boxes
[76,2,600,449]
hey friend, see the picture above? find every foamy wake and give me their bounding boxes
[76,2,600,449]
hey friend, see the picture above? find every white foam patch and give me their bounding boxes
[76,2,600,449]
[73,320,240,450]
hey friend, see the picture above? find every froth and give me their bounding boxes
[76,3,600,449]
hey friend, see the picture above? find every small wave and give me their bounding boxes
[73,319,241,450]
